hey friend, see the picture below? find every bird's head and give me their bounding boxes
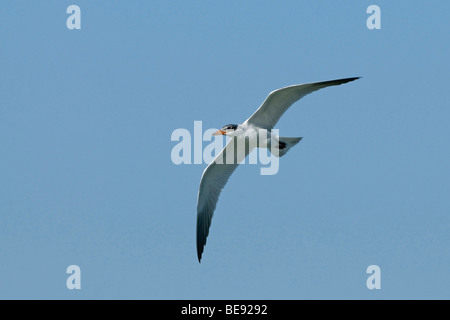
[212,124,239,136]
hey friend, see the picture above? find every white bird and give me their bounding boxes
[196,77,360,262]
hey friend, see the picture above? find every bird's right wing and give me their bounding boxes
[196,136,251,262]
[245,77,360,130]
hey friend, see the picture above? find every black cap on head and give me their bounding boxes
[223,124,238,130]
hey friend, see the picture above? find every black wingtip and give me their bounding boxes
[197,241,204,263]
[340,76,361,83]
[316,77,361,88]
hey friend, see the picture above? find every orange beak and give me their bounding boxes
[212,130,226,136]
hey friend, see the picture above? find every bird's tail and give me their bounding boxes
[270,137,303,158]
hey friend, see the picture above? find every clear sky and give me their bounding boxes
[0,1,449,299]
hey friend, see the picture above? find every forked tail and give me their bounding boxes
[271,136,303,157]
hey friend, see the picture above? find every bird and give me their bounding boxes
[196,77,360,262]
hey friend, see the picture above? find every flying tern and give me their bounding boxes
[196,77,360,262]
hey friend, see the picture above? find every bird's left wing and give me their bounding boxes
[196,136,251,262]
[245,77,360,130]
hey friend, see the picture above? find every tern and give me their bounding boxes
[196,77,360,262]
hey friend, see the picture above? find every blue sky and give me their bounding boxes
[0,1,449,299]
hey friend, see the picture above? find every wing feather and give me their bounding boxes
[245,77,360,129]
[196,137,252,262]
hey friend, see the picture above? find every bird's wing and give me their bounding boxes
[196,136,252,262]
[245,77,360,130]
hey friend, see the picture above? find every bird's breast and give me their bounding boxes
[242,127,271,148]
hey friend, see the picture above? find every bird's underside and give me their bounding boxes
[196,77,360,262]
